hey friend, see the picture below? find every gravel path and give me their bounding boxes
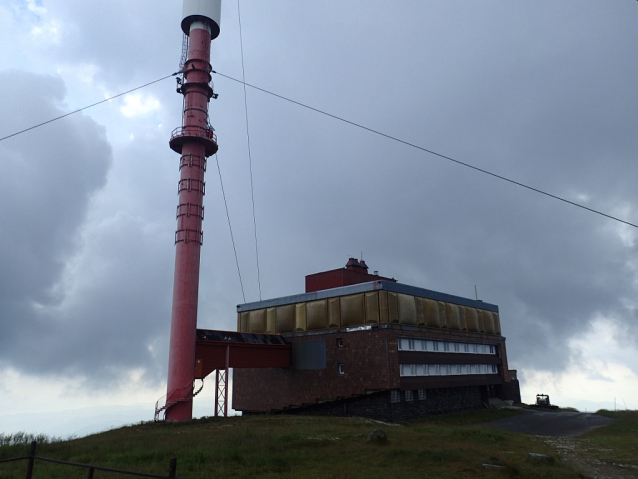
[486,408,637,478]
[486,408,613,437]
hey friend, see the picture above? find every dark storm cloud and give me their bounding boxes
[0,71,108,374]
[203,0,638,374]
[0,70,110,304]
[0,70,177,387]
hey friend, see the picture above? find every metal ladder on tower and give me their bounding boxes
[179,32,189,70]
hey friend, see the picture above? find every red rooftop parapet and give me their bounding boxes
[305,258,397,293]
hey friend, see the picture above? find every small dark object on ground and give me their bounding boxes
[367,429,387,445]
[532,394,559,410]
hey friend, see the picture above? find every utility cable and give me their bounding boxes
[237,0,263,301]
[212,70,638,230]
[0,73,179,143]
[3,68,635,230]
[215,153,246,303]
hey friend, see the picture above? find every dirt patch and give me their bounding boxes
[543,436,638,479]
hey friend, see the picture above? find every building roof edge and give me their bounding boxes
[237,280,498,313]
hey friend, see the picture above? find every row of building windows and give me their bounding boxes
[390,389,427,403]
[398,338,496,355]
[399,363,498,377]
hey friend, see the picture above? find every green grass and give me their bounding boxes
[578,410,638,467]
[0,410,589,479]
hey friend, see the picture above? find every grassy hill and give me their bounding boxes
[1,409,636,478]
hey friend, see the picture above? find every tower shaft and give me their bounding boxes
[166,2,221,422]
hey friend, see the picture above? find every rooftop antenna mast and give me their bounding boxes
[164,0,221,422]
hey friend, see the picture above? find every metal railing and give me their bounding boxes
[0,441,183,479]
[154,379,204,421]
[169,126,217,144]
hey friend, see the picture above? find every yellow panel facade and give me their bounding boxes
[248,309,267,333]
[365,292,380,324]
[459,305,467,331]
[266,308,276,333]
[423,298,440,327]
[237,293,501,335]
[493,312,501,335]
[446,303,460,330]
[306,300,328,330]
[328,298,340,328]
[295,303,307,332]
[415,296,425,326]
[398,293,417,325]
[459,306,467,331]
[239,311,249,332]
[378,291,389,323]
[438,301,448,328]
[481,310,494,334]
[276,304,295,333]
[388,292,399,323]
[340,294,365,327]
[465,307,480,332]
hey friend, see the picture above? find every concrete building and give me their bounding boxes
[232,259,521,421]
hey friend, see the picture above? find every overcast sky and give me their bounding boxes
[1,0,637,437]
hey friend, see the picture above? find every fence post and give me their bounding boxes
[86,467,95,478]
[168,457,177,479]
[25,441,36,479]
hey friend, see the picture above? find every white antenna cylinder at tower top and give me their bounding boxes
[182,0,221,39]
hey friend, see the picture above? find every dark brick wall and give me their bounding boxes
[279,386,485,422]
[232,326,517,413]
[233,329,395,412]
[502,379,522,403]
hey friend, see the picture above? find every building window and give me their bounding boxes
[418,389,427,400]
[400,364,419,377]
[405,390,414,402]
[336,338,344,348]
[399,363,498,377]
[390,389,401,403]
[337,363,345,375]
[399,338,497,355]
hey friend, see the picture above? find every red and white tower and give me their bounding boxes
[165,0,221,422]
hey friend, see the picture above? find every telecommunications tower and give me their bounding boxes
[165,0,221,422]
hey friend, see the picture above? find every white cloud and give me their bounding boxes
[520,318,638,411]
[120,93,161,118]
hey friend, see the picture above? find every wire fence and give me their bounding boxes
[0,441,183,479]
